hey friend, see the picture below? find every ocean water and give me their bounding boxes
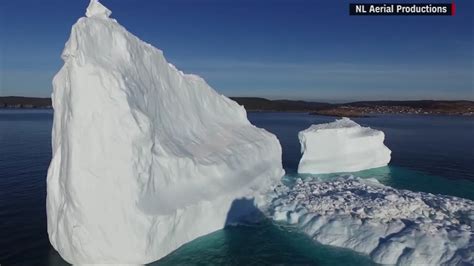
[249,112,474,200]
[0,109,472,265]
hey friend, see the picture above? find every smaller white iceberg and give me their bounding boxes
[269,177,474,265]
[298,118,391,174]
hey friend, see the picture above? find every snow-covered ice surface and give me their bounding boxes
[46,0,283,264]
[270,176,474,265]
[298,118,391,174]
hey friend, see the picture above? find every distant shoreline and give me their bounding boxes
[0,97,52,109]
[1,96,473,116]
[232,98,474,117]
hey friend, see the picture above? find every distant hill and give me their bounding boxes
[314,100,474,117]
[230,97,331,111]
[345,100,473,109]
[1,96,473,116]
[0,96,52,108]
[230,97,473,115]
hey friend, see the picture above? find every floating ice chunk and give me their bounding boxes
[298,118,391,174]
[47,0,284,264]
[269,177,474,265]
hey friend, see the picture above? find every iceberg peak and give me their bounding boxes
[86,0,111,19]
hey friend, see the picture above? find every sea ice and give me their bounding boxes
[269,177,474,265]
[46,0,284,264]
[298,118,391,174]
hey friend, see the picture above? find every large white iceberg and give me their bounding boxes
[270,177,474,265]
[46,0,284,264]
[298,118,391,174]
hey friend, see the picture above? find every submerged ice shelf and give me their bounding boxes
[46,0,283,264]
[269,176,474,265]
[298,118,391,174]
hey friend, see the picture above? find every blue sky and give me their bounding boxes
[0,0,472,102]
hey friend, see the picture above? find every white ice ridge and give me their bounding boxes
[47,0,284,264]
[270,177,474,265]
[298,118,391,174]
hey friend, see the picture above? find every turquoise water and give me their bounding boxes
[155,170,473,265]
[0,110,472,265]
[155,221,375,266]
[345,166,474,200]
[290,166,474,200]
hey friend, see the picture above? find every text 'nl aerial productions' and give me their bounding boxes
[349,3,455,16]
